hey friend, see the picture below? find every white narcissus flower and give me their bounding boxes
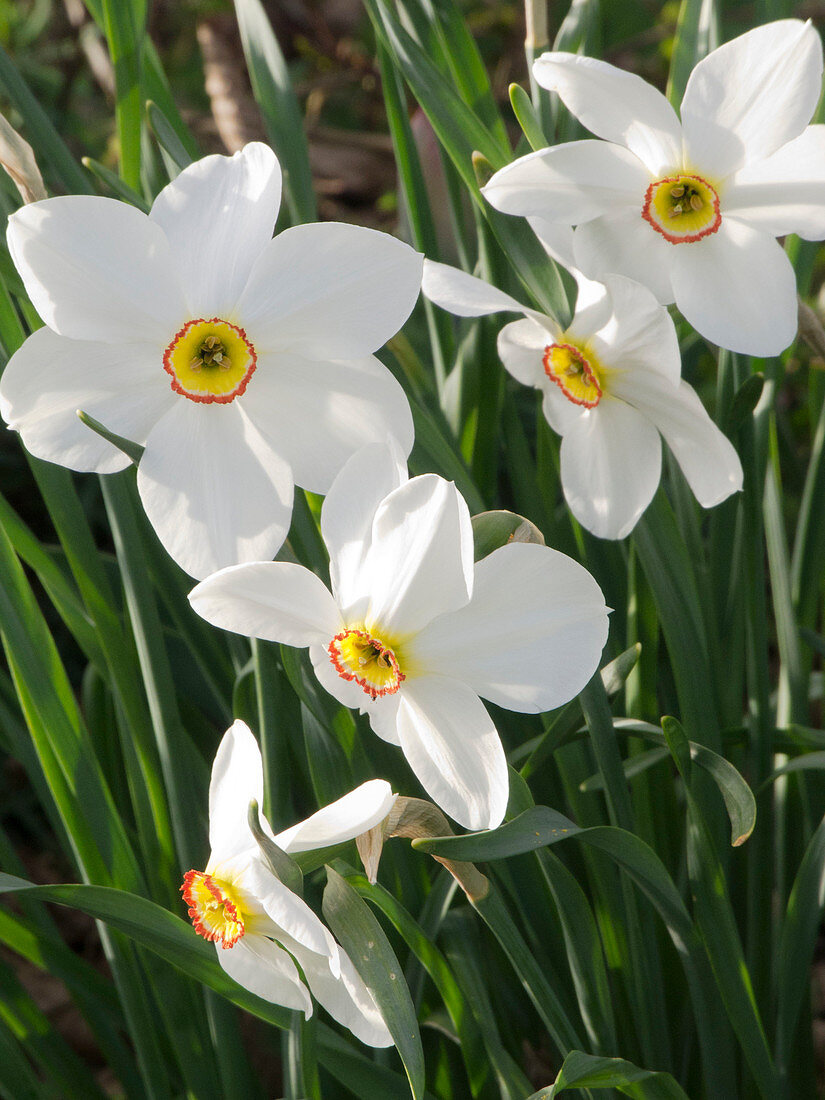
[0,142,421,579]
[182,719,395,1046]
[189,443,610,831]
[422,259,742,539]
[483,20,825,356]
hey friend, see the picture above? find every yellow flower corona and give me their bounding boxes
[182,869,246,948]
[642,174,721,243]
[543,341,604,407]
[163,317,257,403]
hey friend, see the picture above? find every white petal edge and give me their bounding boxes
[0,327,172,473]
[482,140,649,223]
[724,126,825,240]
[275,781,396,853]
[610,373,743,507]
[321,439,408,614]
[533,52,682,175]
[240,351,414,496]
[560,399,663,539]
[669,219,798,356]
[8,196,186,343]
[681,19,823,179]
[362,475,474,637]
[150,142,282,318]
[411,542,609,712]
[238,222,423,359]
[137,400,294,580]
[395,676,508,831]
[189,562,343,646]
[422,259,527,316]
[216,936,312,1015]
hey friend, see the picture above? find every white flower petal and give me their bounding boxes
[541,384,589,437]
[526,217,577,270]
[7,197,186,343]
[533,52,682,175]
[363,475,474,636]
[290,942,392,1048]
[244,857,339,963]
[610,374,742,507]
[321,440,408,612]
[724,126,825,240]
[395,676,508,830]
[591,274,681,386]
[275,781,396,853]
[309,643,403,744]
[207,720,265,867]
[149,143,282,318]
[241,352,413,495]
[497,316,555,388]
[482,141,649,223]
[216,936,312,1014]
[412,542,608,712]
[560,399,662,539]
[681,20,823,179]
[0,327,172,473]
[573,211,674,304]
[137,400,294,580]
[238,223,423,358]
[670,219,798,356]
[566,273,613,336]
[422,259,527,316]
[189,563,343,646]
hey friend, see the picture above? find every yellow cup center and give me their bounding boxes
[543,341,603,408]
[181,870,246,948]
[163,318,257,403]
[642,173,721,243]
[328,628,405,699]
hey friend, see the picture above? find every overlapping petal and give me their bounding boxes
[8,196,186,343]
[237,222,423,359]
[149,143,282,318]
[244,859,338,962]
[395,675,508,830]
[573,210,674,304]
[681,19,823,179]
[0,327,172,473]
[241,352,413,496]
[207,720,266,868]
[321,440,408,616]
[216,936,312,1014]
[724,126,825,239]
[560,399,662,540]
[669,219,798,356]
[611,374,743,506]
[483,140,648,223]
[362,475,474,636]
[533,52,682,174]
[137,401,294,580]
[189,563,343,647]
[591,275,681,385]
[412,543,609,712]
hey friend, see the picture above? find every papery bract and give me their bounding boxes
[422,258,742,539]
[183,719,394,1046]
[0,143,421,578]
[189,443,610,830]
[483,20,825,356]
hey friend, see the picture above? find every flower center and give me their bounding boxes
[642,173,721,244]
[543,341,603,407]
[163,318,257,403]
[328,628,405,700]
[181,870,246,948]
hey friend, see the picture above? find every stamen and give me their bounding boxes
[642,173,721,244]
[163,317,257,404]
[543,342,602,408]
[328,628,405,700]
[181,870,245,949]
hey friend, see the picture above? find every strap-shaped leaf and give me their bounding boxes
[530,1049,691,1099]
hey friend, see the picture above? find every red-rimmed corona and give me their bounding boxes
[328,627,405,699]
[543,341,603,408]
[181,869,246,948]
[642,174,721,244]
[163,317,257,403]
